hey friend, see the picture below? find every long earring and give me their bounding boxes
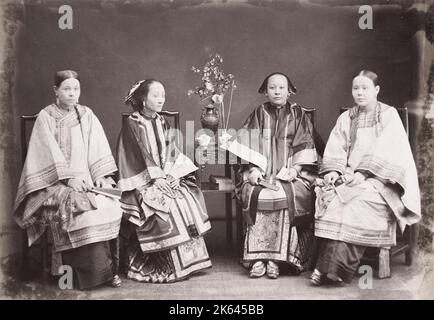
[55,96,59,105]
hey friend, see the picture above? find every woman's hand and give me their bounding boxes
[153,177,174,195]
[66,178,88,192]
[167,175,180,190]
[248,168,263,185]
[345,172,366,187]
[95,177,113,189]
[324,171,339,186]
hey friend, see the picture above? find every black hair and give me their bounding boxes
[356,70,380,86]
[54,70,80,88]
[258,72,297,94]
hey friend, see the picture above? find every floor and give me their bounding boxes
[2,241,433,300]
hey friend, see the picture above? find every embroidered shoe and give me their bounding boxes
[266,261,279,279]
[309,269,324,286]
[111,274,122,288]
[249,261,266,278]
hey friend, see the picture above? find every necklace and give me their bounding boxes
[55,103,73,115]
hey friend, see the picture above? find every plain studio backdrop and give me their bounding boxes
[2,0,424,257]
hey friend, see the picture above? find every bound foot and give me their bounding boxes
[249,261,266,278]
[111,274,122,288]
[266,261,279,279]
[310,269,324,286]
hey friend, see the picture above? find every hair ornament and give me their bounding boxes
[124,80,145,104]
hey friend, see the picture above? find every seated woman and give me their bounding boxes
[229,72,321,279]
[13,70,122,290]
[117,79,212,283]
[311,70,421,286]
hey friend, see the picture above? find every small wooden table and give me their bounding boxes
[194,142,240,246]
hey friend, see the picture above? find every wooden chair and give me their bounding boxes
[339,106,417,278]
[234,107,321,258]
[20,114,51,282]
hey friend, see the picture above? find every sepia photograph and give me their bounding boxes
[0,0,433,304]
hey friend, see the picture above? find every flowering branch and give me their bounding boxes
[187,53,236,99]
[188,53,237,131]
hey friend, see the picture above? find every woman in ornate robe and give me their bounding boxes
[13,70,122,290]
[311,70,421,285]
[117,79,212,283]
[228,73,321,279]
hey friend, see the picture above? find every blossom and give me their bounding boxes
[205,81,214,92]
[218,130,233,149]
[196,133,212,147]
[211,94,223,104]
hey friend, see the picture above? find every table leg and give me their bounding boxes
[225,193,233,246]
